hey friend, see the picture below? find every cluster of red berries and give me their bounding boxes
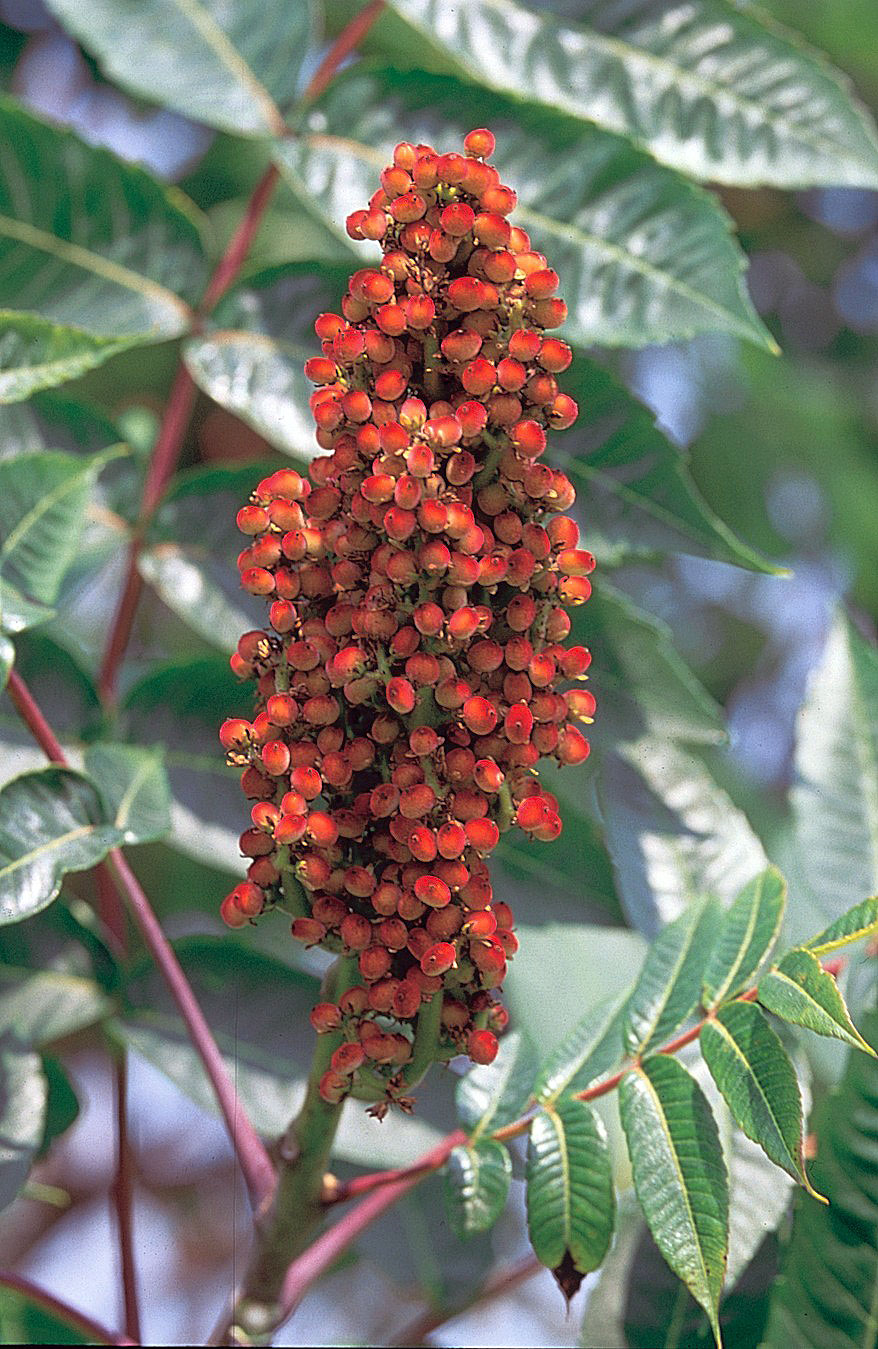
[219,130,594,1111]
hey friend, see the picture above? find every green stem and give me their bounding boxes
[422,332,442,403]
[404,990,443,1089]
[224,956,360,1343]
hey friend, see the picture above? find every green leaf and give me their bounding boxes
[758,948,877,1057]
[789,616,878,922]
[600,739,768,934]
[0,635,11,689]
[375,0,878,189]
[624,897,721,1055]
[0,768,121,925]
[184,266,348,458]
[445,1139,512,1239]
[0,1276,108,1344]
[562,361,777,572]
[138,463,276,652]
[0,314,132,404]
[701,1000,819,1198]
[37,1055,79,1159]
[0,452,108,629]
[526,1096,615,1294]
[619,1055,728,1344]
[277,66,770,348]
[702,868,787,1010]
[763,1006,878,1349]
[534,991,628,1104]
[83,743,171,846]
[0,97,204,342]
[44,0,315,136]
[582,580,725,745]
[456,1028,537,1140]
[0,967,109,1045]
[807,896,878,957]
[0,1043,46,1212]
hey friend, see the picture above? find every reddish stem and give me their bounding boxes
[6,669,66,761]
[277,1129,465,1325]
[388,1254,542,1347]
[109,1054,141,1344]
[5,669,276,1212]
[0,1272,136,1346]
[105,850,276,1210]
[303,0,386,104]
[97,364,198,705]
[96,0,389,707]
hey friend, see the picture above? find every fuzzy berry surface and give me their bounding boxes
[220,131,595,1113]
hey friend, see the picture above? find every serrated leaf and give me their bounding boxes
[758,948,877,1057]
[763,1007,878,1349]
[619,1055,728,1344]
[0,97,204,342]
[456,1028,537,1140]
[601,738,768,934]
[526,1097,615,1294]
[789,617,878,921]
[701,1000,818,1198]
[45,0,315,136]
[807,896,878,957]
[445,1139,511,1239]
[703,868,787,1009]
[376,0,878,189]
[624,897,720,1055]
[535,990,629,1104]
[582,580,725,746]
[0,968,109,1046]
[0,1043,46,1213]
[83,744,171,846]
[0,768,121,925]
[0,314,133,404]
[184,266,360,458]
[0,452,106,630]
[275,66,770,349]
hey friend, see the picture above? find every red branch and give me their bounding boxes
[0,1272,136,1346]
[5,669,276,1212]
[96,0,388,705]
[389,1254,542,1347]
[277,1129,466,1325]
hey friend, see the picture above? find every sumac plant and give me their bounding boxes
[0,2,877,1347]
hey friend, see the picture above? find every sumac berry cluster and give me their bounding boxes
[220,130,595,1112]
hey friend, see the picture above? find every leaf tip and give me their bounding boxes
[551,1250,585,1305]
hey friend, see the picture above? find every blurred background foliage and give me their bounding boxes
[0,0,876,1345]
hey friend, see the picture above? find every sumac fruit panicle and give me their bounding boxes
[220,130,594,1108]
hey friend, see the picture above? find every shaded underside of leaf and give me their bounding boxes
[445,1139,511,1239]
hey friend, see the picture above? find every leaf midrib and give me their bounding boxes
[0,464,89,583]
[634,1064,714,1304]
[173,0,284,134]
[708,1011,799,1175]
[0,214,191,326]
